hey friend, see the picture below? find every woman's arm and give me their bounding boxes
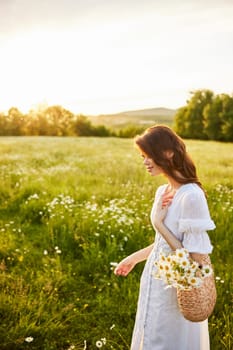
[114,243,154,277]
[155,222,183,250]
[154,194,183,250]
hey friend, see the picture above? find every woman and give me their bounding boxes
[114,125,215,350]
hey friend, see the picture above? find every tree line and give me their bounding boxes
[1,90,233,141]
[174,90,233,141]
[0,106,144,138]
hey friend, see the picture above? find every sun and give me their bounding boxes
[0,28,140,114]
[0,26,166,115]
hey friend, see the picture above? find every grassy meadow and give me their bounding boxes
[0,137,232,350]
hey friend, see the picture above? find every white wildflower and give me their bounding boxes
[190,261,199,271]
[101,338,106,345]
[110,262,118,267]
[188,276,202,287]
[25,336,34,343]
[155,248,212,290]
[175,248,189,260]
[163,263,172,273]
[179,257,190,270]
[202,265,213,277]
[28,193,39,200]
[96,340,103,348]
[158,251,166,261]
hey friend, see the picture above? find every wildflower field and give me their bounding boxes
[0,137,232,350]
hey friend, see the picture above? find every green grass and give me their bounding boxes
[0,137,232,350]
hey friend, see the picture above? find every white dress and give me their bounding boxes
[131,183,216,350]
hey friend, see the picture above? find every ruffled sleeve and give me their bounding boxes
[178,189,215,253]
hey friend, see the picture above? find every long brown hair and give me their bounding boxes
[135,125,204,191]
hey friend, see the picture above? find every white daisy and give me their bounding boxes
[96,340,103,348]
[25,336,34,343]
[201,265,213,277]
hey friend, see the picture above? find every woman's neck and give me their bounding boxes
[166,177,182,191]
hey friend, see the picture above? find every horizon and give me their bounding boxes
[0,0,233,115]
[0,103,178,117]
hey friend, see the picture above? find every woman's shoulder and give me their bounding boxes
[178,183,206,202]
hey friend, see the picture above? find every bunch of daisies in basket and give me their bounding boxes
[154,248,213,290]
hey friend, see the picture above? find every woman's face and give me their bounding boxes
[141,153,163,177]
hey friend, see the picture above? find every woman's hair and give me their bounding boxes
[135,125,204,191]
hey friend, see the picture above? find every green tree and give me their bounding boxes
[7,107,26,135]
[27,110,51,136]
[203,94,233,141]
[44,106,75,136]
[203,95,224,140]
[174,90,214,139]
[92,124,112,136]
[0,113,6,135]
[187,90,213,139]
[72,115,94,136]
[220,94,233,141]
[117,124,145,138]
[174,106,189,138]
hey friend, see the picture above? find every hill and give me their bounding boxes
[88,107,176,129]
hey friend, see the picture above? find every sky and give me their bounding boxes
[0,0,233,115]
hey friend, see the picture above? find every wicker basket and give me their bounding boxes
[177,254,217,322]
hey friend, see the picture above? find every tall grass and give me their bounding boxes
[0,137,232,349]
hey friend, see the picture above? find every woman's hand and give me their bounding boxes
[114,255,137,277]
[154,193,173,227]
[114,244,154,276]
[161,191,174,207]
